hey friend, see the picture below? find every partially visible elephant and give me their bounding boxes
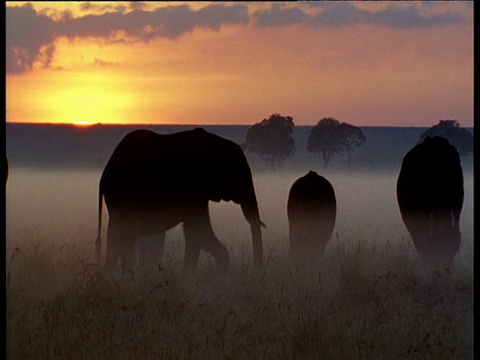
[396,136,464,266]
[5,157,8,184]
[287,171,336,264]
[96,128,265,274]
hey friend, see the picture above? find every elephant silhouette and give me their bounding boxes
[96,128,265,274]
[287,171,336,264]
[396,136,464,266]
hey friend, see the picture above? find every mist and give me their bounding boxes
[6,164,473,270]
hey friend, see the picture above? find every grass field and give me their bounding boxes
[6,168,473,359]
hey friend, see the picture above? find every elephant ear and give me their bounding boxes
[208,173,232,203]
[204,135,245,204]
[206,153,236,203]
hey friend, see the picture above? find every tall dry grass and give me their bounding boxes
[6,229,473,359]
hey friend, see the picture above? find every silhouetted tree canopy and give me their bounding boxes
[418,120,473,156]
[307,117,366,169]
[339,122,367,169]
[242,113,295,169]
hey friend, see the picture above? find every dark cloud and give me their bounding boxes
[253,3,308,27]
[129,2,149,11]
[253,2,464,30]
[308,2,365,27]
[6,3,249,74]
[370,5,465,29]
[79,2,128,14]
[6,4,56,74]
[197,3,249,31]
[6,2,467,75]
[308,2,464,28]
[422,1,473,8]
[61,4,248,40]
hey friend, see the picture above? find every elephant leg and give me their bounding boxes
[290,218,315,263]
[183,204,229,272]
[289,220,303,262]
[431,210,461,266]
[402,211,431,261]
[201,232,230,272]
[105,218,135,276]
[316,221,333,256]
[137,233,166,273]
[183,239,202,274]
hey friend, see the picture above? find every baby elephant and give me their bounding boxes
[287,171,336,264]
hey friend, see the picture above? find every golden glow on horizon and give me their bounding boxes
[40,68,137,125]
[47,85,120,124]
[72,120,95,127]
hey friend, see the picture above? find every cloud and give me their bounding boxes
[422,1,473,8]
[6,4,56,74]
[60,4,248,41]
[253,3,308,27]
[128,2,149,11]
[308,2,366,28]
[253,2,464,30]
[6,2,467,74]
[6,3,249,74]
[308,2,464,28]
[369,5,465,29]
[79,2,128,14]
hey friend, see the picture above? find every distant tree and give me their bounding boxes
[306,118,343,168]
[242,113,296,169]
[307,117,366,169]
[338,122,367,169]
[418,120,473,156]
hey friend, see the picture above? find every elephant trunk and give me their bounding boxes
[250,220,264,267]
[241,197,265,267]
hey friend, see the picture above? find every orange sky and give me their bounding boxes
[5,1,474,127]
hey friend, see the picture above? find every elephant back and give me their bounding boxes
[287,171,336,262]
[288,171,336,218]
[397,136,463,212]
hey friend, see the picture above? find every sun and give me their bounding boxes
[73,120,95,127]
[41,69,136,125]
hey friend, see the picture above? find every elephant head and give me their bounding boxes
[197,128,265,266]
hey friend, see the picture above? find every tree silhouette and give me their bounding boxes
[242,114,295,169]
[307,117,366,169]
[338,122,367,169]
[418,120,473,156]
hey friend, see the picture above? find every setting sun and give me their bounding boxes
[41,70,136,125]
[72,120,95,127]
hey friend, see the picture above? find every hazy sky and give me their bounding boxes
[6,1,473,126]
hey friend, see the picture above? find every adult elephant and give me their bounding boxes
[287,171,336,264]
[396,136,464,267]
[96,128,265,274]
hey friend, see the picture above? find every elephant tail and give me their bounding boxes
[95,186,104,264]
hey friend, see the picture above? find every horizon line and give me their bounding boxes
[5,121,450,129]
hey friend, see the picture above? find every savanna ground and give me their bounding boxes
[6,168,473,359]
